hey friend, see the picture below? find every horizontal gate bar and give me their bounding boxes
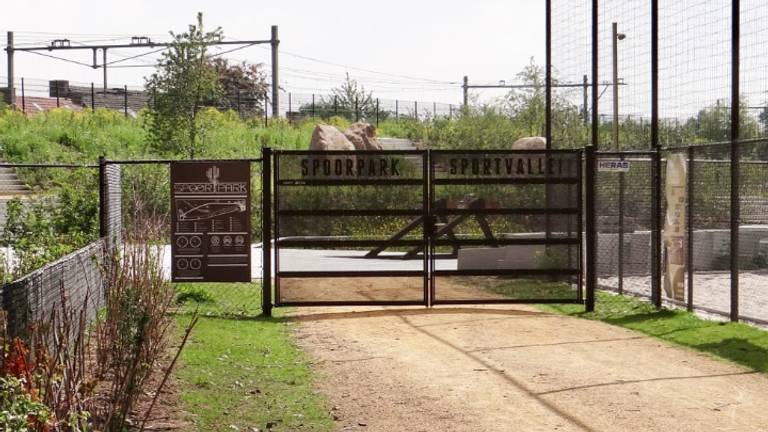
[277,300,427,307]
[432,299,584,305]
[432,208,579,215]
[432,178,579,185]
[276,149,426,155]
[278,270,425,278]
[277,239,423,248]
[278,209,423,217]
[431,149,582,154]
[433,269,579,276]
[278,179,423,186]
[433,238,579,246]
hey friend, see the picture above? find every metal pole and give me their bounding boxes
[263,91,268,127]
[236,90,241,118]
[262,147,273,317]
[618,154,625,294]
[462,75,468,109]
[124,85,128,117]
[395,99,399,120]
[591,0,599,151]
[730,0,741,322]
[102,48,108,92]
[334,95,338,116]
[90,82,95,111]
[98,155,107,239]
[449,104,453,119]
[651,0,662,308]
[271,25,279,118]
[20,77,25,113]
[687,145,694,312]
[585,145,597,312]
[433,101,437,119]
[545,0,552,148]
[56,84,60,108]
[288,92,292,114]
[414,101,418,121]
[583,74,589,125]
[612,22,621,151]
[355,96,359,121]
[311,94,315,118]
[376,98,380,126]
[6,32,15,108]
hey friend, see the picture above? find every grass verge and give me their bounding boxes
[540,291,768,373]
[173,283,332,432]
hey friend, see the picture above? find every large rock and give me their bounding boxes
[512,136,547,150]
[309,124,356,151]
[344,122,382,151]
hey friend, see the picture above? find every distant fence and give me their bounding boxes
[1,76,459,124]
[1,163,121,339]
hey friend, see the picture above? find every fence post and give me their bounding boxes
[263,91,268,127]
[449,104,453,119]
[288,92,292,114]
[56,83,60,108]
[585,145,597,312]
[618,154,625,294]
[236,90,241,118]
[651,148,662,308]
[98,156,107,240]
[261,147,273,317]
[123,85,128,117]
[433,102,437,119]
[355,97,359,122]
[311,94,315,118]
[414,101,418,121]
[687,145,694,312]
[729,0,740,322]
[396,100,399,120]
[334,96,338,116]
[376,98,380,127]
[90,82,95,111]
[20,77,25,114]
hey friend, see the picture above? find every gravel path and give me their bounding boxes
[288,284,768,431]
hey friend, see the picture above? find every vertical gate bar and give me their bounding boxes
[650,0,662,309]
[730,0,740,322]
[20,77,25,114]
[273,151,281,305]
[430,150,436,305]
[262,147,273,316]
[577,151,584,301]
[585,146,596,311]
[545,0,552,147]
[423,149,431,307]
[618,154,625,294]
[687,145,694,312]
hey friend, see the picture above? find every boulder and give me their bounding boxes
[344,122,382,151]
[309,124,356,151]
[512,136,547,150]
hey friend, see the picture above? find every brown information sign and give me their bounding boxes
[171,161,251,282]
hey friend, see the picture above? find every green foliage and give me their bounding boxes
[211,57,268,118]
[0,169,98,279]
[299,73,379,121]
[0,376,53,431]
[145,13,223,157]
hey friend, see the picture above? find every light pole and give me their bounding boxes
[612,22,626,150]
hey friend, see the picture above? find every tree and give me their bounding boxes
[503,58,546,136]
[145,13,222,158]
[300,73,378,121]
[211,58,269,118]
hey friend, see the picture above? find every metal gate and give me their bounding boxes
[272,149,584,307]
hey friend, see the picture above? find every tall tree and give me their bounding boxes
[211,58,269,118]
[145,13,222,157]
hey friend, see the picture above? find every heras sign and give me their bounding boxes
[171,161,251,282]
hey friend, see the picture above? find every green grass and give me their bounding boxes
[173,283,332,432]
[174,282,262,317]
[487,278,576,299]
[540,292,768,373]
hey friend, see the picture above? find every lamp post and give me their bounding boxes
[612,22,626,150]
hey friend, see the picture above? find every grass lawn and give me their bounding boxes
[173,283,333,432]
[540,291,768,373]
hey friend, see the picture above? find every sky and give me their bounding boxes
[1,0,545,107]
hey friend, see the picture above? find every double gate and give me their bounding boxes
[271,148,584,308]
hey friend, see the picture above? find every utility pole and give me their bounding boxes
[103,48,108,92]
[271,25,279,118]
[6,32,15,108]
[462,75,468,109]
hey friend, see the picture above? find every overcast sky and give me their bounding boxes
[1,0,545,106]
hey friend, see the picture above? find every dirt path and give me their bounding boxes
[289,303,768,431]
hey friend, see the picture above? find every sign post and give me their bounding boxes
[171,161,251,282]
